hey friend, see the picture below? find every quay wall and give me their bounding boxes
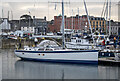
[1,38,62,49]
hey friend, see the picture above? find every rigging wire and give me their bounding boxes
[100,1,106,33]
[105,0,109,34]
[101,0,106,18]
[33,0,36,16]
[48,1,49,21]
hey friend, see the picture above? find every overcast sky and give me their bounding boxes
[0,0,119,21]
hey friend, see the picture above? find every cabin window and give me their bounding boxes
[107,47,110,49]
[76,40,79,43]
[102,53,104,55]
[46,49,52,51]
[38,49,44,51]
[79,40,81,42]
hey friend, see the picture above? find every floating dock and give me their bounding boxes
[98,57,120,66]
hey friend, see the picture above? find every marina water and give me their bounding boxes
[0,49,119,79]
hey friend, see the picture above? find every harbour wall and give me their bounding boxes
[1,38,62,49]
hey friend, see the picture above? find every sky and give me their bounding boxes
[0,0,120,21]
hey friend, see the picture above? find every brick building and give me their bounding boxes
[48,15,106,33]
[48,15,84,33]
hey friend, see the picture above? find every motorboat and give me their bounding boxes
[65,37,94,50]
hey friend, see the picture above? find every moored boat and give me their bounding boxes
[65,36,94,50]
[14,0,99,64]
[15,40,98,64]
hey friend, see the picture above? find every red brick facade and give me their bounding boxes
[48,15,88,33]
[48,15,105,33]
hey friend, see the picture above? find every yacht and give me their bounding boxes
[15,40,98,64]
[14,0,98,64]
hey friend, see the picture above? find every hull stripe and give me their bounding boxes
[15,50,98,53]
[20,57,98,64]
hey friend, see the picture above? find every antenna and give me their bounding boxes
[55,3,57,10]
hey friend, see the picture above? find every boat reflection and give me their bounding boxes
[15,60,98,79]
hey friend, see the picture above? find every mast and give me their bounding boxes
[83,0,95,44]
[8,11,9,20]
[11,10,13,20]
[48,0,68,49]
[72,9,73,30]
[109,0,111,36]
[78,8,79,31]
[62,0,65,49]
[2,9,3,34]
[29,12,31,30]
[106,0,108,35]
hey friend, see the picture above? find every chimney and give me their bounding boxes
[33,16,35,24]
[44,16,46,21]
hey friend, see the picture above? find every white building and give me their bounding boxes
[109,21,120,35]
[21,27,35,34]
[0,18,11,33]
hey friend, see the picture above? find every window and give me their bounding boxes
[79,40,81,42]
[93,22,95,27]
[100,21,101,25]
[76,40,78,43]
[103,21,104,25]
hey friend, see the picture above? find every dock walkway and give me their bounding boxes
[98,57,120,66]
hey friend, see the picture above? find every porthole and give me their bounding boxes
[102,53,104,55]
[42,54,45,56]
[38,54,40,56]
[22,53,24,55]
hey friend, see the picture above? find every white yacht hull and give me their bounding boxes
[15,50,98,64]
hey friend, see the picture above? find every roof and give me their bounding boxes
[110,21,120,26]
[20,14,32,19]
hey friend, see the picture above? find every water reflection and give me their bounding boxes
[1,49,119,79]
[14,60,98,79]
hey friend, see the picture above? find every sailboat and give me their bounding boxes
[14,0,98,64]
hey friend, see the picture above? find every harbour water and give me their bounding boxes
[0,49,119,79]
